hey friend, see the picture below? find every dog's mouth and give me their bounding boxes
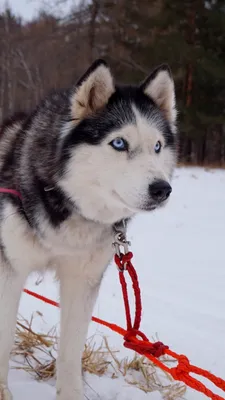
[142,196,170,211]
[113,191,159,213]
[140,204,157,212]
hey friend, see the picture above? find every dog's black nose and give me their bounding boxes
[149,180,172,203]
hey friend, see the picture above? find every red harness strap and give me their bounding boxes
[0,187,225,399]
[0,188,22,198]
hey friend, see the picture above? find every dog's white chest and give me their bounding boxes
[1,203,114,278]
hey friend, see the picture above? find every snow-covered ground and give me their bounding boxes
[9,167,225,399]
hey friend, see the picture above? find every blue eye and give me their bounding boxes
[110,138,128,151]
[154,140,162,154]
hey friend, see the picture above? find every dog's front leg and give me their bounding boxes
[56,268,102,400]
[0,265,28,400]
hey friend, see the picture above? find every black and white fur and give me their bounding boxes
[0,60,177,400]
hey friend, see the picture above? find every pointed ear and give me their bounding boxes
[71,59,115,121]
[140,65,176,125]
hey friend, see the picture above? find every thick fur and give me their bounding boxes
[0,59,177,400]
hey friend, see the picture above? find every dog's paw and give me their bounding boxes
[0,385,12,400]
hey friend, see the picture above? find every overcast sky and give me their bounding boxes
[0,0,76,20]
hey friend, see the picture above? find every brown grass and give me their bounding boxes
[11,315,186,399]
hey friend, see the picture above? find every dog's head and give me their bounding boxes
[59,60,177,224]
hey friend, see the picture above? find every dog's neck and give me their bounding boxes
[17,173,130,241]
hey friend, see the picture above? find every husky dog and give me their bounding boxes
[0,59,177,400]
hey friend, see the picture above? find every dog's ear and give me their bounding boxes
[140,65,176,125]
[71,59,115,121]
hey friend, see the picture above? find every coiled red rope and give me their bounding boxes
[114,252,169,358]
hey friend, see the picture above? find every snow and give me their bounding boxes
[9,167,225,399]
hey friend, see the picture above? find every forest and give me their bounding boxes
[0,0,224,165]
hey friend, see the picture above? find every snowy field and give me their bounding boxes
[9,167,225,400]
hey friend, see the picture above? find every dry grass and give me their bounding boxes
[12,314,57,380]
[11,315,186,400]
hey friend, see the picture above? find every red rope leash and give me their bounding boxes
[0,187,224,399]
[23,252,225,400]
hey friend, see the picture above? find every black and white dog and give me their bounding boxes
[0,59,177,400]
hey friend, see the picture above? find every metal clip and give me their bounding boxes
[113,232,131,270]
